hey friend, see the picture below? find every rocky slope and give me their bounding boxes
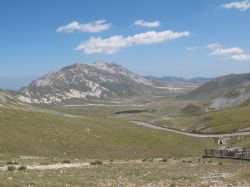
[208,82,250,111]
[184,73,250,110]
[0,89,26,107]
[18,62,159,104]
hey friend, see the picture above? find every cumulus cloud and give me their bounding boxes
[186,42,250,62]
[230,54,250,61]
[56,20,111,33]
[210,47,244,56]
[75,30,191,55]
[75,36,128,55]
[205,42,250,62]
[134,19,160,28]
[222,0,250,11]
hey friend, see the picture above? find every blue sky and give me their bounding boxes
[0,0,250,89]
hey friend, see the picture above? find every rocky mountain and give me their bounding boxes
[184,73,250,110]
[18,62,159,104]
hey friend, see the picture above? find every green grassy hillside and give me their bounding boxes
[0,107,215,160]
[156,105,250,134]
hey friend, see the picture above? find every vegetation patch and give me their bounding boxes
[113,109,156,115]
[6,161,18,165]
[18,165,27,171]
[182,103,202,115]
[62,160,71,164]
[90,160,103,165]
[7,165,16,171]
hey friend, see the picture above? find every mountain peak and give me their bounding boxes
[89,61,125,74]
[93,61,109,66]
[60,63,80,71]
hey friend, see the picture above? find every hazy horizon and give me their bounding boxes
[1,60,250,90]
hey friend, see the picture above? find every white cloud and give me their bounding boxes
[205,43,221,49]
[222,0,250,11]
[56,20,111,33]
[76,30,191,55]
[75,36,128,55]
[205,42,250,62]
[134,20,160,28]
[210,47,244,56]
[230,54,250,61]
[189,42,250,62]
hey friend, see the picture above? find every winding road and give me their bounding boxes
[130,120,250,138]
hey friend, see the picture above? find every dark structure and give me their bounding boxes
[203,147,250,160]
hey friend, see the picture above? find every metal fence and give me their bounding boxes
[203,148,250,160]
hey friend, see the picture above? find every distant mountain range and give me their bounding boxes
[145,75,211,84]
[2,61,250,110]
[17,62,162,104]
[185,73,250,110]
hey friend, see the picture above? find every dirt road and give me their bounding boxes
[130,120,250,138]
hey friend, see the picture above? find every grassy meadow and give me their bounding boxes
[1,95,250,186]
[0,105,216,160]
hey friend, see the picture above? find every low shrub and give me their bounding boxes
[161,158,168,162]
[7,166,16,171]
[62,160,71,164]
[6,161,18,165]
[90,160,103,165]
[18,165,27,171]
[142,157,154,162]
